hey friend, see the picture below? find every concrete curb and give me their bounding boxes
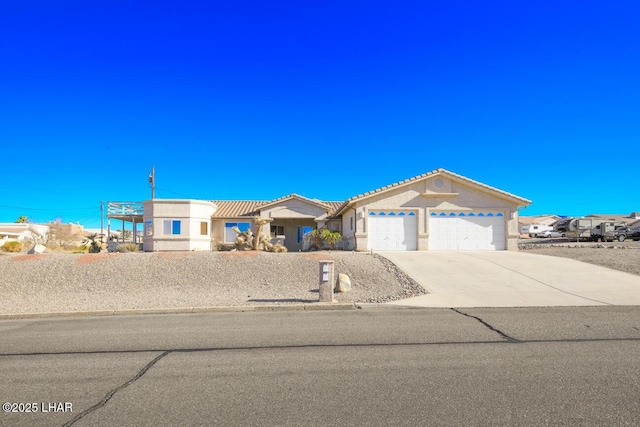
[0,303,360,320]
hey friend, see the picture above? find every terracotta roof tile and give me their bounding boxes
[211,200,267,218]
[211,197,344,218]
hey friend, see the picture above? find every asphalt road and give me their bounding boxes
[1,307,640,426]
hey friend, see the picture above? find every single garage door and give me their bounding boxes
[429,211,505,251]
[368,211,417,251]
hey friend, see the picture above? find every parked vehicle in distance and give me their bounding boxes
[614,225,640,242]
[590,221,626,242]
[521,224,553,237]
[536,230,566,238]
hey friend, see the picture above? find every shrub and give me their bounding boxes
[306,227,343,250]
[216,242,236,251]
[2,241,23,252]
[271,243,288,253]
[116,243,140,253]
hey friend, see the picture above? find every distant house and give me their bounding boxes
[0,223,49,247]
[136,168,531,252]
[583,213,640,225]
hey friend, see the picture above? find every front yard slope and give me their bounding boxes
[0,251,426,315]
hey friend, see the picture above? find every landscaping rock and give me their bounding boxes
[335,273,352,293]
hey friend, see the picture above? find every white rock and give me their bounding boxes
[335,273,352,293]
[29,244,46,254]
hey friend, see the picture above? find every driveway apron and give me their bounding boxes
[379,251,640,308]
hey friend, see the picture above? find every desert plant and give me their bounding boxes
[2,241,23,252]
[252,216,270,250]
[85,234,102,253]
[15,215,28,223]
[306,227,342,250]
[116,243,140,253]
[271,243,288,253]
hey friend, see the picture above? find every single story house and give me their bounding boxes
[0,223,50,247]
[140,168,531,252]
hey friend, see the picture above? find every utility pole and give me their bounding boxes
[100,201,104,243]
[148,166,155,199]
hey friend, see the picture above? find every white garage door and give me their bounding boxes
[429,211,505,251]
[368,211,417,251]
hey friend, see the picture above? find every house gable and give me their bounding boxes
[338,169,529,215]
[260,195,332,219]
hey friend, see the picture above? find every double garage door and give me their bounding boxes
[367,210,505,251]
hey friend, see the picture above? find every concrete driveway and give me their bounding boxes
[380,251,640,307]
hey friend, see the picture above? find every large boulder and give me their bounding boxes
[28,244,46,254]
[335,273,352,293]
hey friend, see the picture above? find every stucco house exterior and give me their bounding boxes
[139,168,531,252]
[142,199,217,252]
[334,168,530,251]
[210,194,343,252]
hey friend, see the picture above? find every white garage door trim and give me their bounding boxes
[429,211,505,251]
[367,211,417,251]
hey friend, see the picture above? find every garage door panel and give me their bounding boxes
[368,211,417,251]
[429,212,505,251]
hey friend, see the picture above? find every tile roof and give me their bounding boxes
[333,168,532,215]
[211,195,344,218]
[211,200,266,218]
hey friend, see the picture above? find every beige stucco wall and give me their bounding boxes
[345,175,523,251]
[259,199,329,220]
[143,199,216,251]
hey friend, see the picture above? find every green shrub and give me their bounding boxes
[2,241,23,252]
[306,227,342,250]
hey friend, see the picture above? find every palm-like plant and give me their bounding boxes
[306,227,342,250]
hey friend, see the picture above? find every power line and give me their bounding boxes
[0,204,99,212]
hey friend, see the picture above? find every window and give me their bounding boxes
[200,221,208,236]
[350,216,353,231]
[163,220,181,235]
[298,226,313,243]
[144,221,153,236]
[270,225,285,237]
[225,222,250,243]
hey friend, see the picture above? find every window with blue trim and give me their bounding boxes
[225,222,250,243]
[163,220,181,235]
[408,212,415,216]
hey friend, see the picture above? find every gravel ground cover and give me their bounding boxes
[520,241,640,277]
[0,251,426,315]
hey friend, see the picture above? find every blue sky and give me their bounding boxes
[1,1,638,228]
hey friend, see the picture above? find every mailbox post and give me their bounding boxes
[318,260,334,302]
